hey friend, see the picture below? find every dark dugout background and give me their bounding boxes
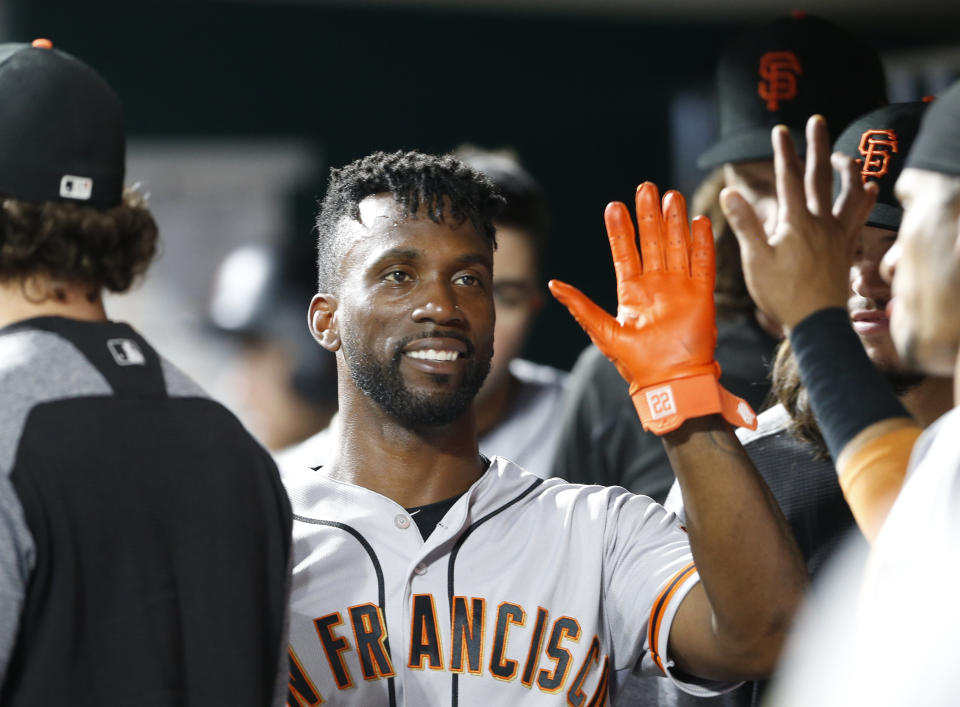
[8,0,959,370]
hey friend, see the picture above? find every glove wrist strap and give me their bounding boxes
[629,373,758,436]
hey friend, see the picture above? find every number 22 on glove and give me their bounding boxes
[549,182,757,435]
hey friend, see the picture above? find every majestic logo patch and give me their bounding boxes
[107,338,146,366]
[857,129,898,183]
[758,51,803,111]
[59,175,93,201]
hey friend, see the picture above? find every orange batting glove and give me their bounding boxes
[549,182,758,435]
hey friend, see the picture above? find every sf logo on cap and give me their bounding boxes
[857,129,898,183]
[758,51,803,111]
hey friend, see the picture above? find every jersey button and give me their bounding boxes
[414,563,427,576]
[394,514,411,529]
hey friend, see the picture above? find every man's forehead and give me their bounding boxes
[726,160,775,179]
[859,224,897,243]
[334,194,410,256]
[338,192,491,267]
[350,193,466,237]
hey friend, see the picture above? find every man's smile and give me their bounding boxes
[398,334,474,376]
[406,349,460,361]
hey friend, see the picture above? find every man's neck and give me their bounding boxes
[331,390,486,508]
[0,279,107,329]
[901,376,954,428]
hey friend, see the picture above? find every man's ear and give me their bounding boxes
[308,293,340,352]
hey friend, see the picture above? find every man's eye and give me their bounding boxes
[493,282,535,308]
[384,271,412,283]
[454,274,480,286]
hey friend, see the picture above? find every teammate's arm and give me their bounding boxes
[722,114,919,539]
[550,184,806,679]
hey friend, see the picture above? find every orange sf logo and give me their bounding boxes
[758,51,803,111]
[857,129,898,183]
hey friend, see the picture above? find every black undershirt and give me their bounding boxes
[405,456,491,540]
[405,493,465,540]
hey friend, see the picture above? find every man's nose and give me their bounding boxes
[879,240,901,286]
[411,280,464,326]
[851,258,891,302]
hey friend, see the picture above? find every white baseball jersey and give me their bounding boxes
[282,457,736,705]
[864,406,960,601]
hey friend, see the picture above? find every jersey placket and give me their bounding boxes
[395,491,476,704]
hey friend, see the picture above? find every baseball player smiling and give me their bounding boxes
[282,150,805,706]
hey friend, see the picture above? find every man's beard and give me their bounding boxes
[865,330,925,395]
[873,348,926,397]
[342,330,492,427]
[874,334,927,397]
[880,364,925,396]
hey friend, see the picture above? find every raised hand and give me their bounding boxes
[549,182,757,435]
[720,114,878,331]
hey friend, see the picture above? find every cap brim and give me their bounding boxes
[865,202,902,232]
[697,127,807,169]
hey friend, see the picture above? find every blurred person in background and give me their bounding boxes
[278,146,567,477]
[661,100,953,707]
[0,40,291,705]
[208,211,338,450]
[551,13,888,512]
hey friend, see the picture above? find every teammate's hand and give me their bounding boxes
[549,182,757,435]
[721,114,878,331]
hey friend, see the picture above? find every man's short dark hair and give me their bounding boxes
[314,150,504,293]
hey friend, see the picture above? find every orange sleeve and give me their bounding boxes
[837,426,922,543]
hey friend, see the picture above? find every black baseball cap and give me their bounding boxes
[832,101,928,231]
[0,39,125,208]
[905,80,960,178]
[698,13,888,169]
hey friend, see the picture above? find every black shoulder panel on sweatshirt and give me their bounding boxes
[3,395,292,706]
[6,317,166,397]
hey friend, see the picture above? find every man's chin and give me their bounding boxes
[385,391,475,428]
[344,336,492,429]
[878,366,926,396]
[377,370,488,428]
[891,327,956,379]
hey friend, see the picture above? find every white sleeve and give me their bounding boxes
[662,479,686,522]
[602,489,739,697]
[0,474,35,684]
